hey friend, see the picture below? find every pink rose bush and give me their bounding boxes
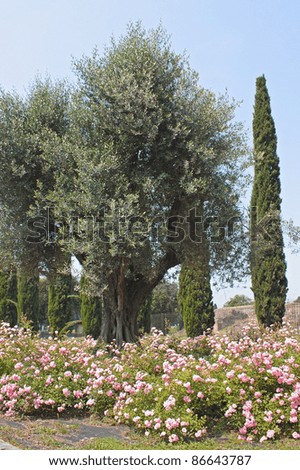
[1,321,300,443]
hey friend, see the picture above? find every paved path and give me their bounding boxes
[0,417,129,450]
[0,439,18,450]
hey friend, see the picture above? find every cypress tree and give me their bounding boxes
[39,277,49,329]
[250,75,287,326]
[137,294,152,335]
[178,257,214,337]
[17,274,39,330]
[0,270,18,326]
[80,276,102,338]
[48,274,72,334]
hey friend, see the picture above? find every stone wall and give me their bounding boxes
[285,303,300,331]
[214,303,300,332]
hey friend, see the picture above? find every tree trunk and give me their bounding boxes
[100,259,138,345]
[100,298,137,345]
[99,249,179,345]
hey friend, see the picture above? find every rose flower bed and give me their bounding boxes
[1,321,300,444]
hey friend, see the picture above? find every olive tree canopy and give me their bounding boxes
[0,23,249,343]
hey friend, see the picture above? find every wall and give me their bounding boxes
[214,303,300,332]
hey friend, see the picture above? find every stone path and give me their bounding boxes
[0,417,129,450]
[0,439,18,450]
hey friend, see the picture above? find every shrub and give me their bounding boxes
[80,276,102,338]
[17,274,39,330]
[1,321,300,443]
[178,261,214,337]
[0,271,18,325]
[48,274,72,334]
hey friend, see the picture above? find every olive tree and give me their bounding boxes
[37,23,248,344]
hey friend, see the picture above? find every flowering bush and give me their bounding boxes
[1,321,300,443]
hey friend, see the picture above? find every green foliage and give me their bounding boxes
[80,276,102,338]
[137,294,152,334]
[178,260,214,337]
[0,271,18,325]
[2,321,300,444]
[17,274,39,330]
[59,319,82,337]
[0,79,70,272]
[223,295,254,307]
[250,76,287,326]
[0,23,249,343]
[150,282,179,317]
[48,274,72,334]
[39,277,49,327]
[138,281,182,334]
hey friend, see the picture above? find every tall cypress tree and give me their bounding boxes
[137,294,152,335]
[178,256,214,337]
[0,270,18,326]
[80,276,102,338]
[250,75,287,326]
[17,274,39,330]
[48,274,72,334]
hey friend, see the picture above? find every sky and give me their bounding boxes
[0,0,299,306]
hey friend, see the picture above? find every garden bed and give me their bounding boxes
[1,321,300,446]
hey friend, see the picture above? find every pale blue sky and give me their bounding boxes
[1,0,299,306]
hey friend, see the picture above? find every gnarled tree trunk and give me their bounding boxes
[100,259,138,344]
[99,249,179,345]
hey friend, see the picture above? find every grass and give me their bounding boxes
[78,431,300,451]
[0,419,81,449]
[2,418,300,450]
